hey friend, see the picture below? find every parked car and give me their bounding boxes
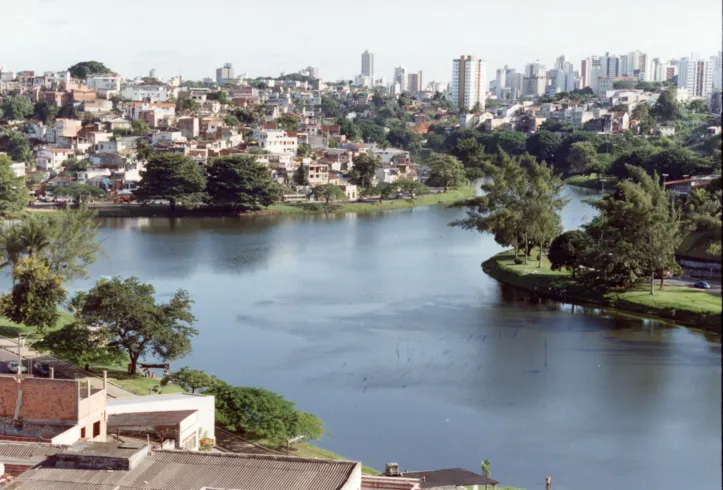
[7,360,28,374]
[113,194,134,203]
[34,362,50,377]
[693,281,711,289]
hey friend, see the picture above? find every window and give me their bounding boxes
[93,421,101,438]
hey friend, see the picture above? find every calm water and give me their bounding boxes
[46,187,723,489]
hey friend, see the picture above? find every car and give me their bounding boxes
[693,281,711,289]
[7,360,28,374]
[33,362,50,377]
[113,194,134,204]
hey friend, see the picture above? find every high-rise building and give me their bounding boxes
[216,63,234,85]
[149,68,157,79]
[581,58,591,88]
[679,57,714,98]
[361,50,374,79]
[522,61,546,97]
[394,66,407,92]
[713,51,723,90]
[495,67,507,98]
[305,66,320,79]
[554,55,569,71]
[407,71,423,92]
[637,52,652,81]
[450,55,486,110]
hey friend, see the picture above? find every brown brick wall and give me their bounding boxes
[3,463,33,477]
[0,377,77,421]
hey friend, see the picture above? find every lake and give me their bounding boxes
[55,186,723,490]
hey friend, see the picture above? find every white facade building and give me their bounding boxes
[450,55,486,110]
[679,56,714,98]
[121,84,176,102]
[712,51,723,90]
[394,66,408,92]
[86,75,121,91]
[256,130,298,155]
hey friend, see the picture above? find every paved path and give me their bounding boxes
[0,335,137,399]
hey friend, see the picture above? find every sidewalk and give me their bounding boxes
[0,335,137,399]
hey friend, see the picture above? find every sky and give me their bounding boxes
[1,0,721,84]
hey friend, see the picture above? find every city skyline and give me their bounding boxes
[1,0,720,83]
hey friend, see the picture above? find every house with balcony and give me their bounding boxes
[35,147,73,171]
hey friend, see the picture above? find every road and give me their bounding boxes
[0,335,136,398]
[666,277,721,292]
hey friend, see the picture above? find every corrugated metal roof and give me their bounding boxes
[9,449,358,490]
[0,444,66,461]
[108,410,197,428]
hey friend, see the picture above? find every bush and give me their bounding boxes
[513,257,524,265]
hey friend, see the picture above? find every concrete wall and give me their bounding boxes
[339,463,362,490]
[106,394,215,441]
[0,376,78,421]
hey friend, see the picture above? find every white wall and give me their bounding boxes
[106,394,215,441]
[338,463,362,490]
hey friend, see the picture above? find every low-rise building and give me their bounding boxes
[304,162,329,186]
[256,129,298,155]
[35,147,74,171]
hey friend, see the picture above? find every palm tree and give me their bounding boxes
[18,217,52,257]
[0,225,26,271]
[67,291,87,319]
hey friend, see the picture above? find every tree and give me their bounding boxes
[487,131,528,156]
[351,151,381,189]
[471,101,483,114]
[651,87,681,120]
[33,101,57,123]
[425,153,467,192]
[0,257,66,333]
[66,291,87,319]
[585,166,684,291]
[311,184,346,204]
[687,99,707,113]
[135,138,153,162]
[130,119,149,135]
[0,154,30,213]
[548,230,591,278]
[80,276,197,374]
[277,115,299,131]
[320,95,341,118]
[36,322,124,367]
[2,130,32,163]
[526,131,562,165]
[206,91,230,105]
[205,155,280,211]
[68,61,112,79]
[684,178,722,255]
[357,120,388,145]
[566,141,598,175]
[556,132,601,173]
[2,96,33,120]
[161,367,216,393]
[177,96,200,113]
[631,103,654,134]
[296,143,313,158]
[539,120,573,133]
[53,182,106,203]
[208,383,326,445]
[366,182,398,202]
[65,158,90,172]
[224,114,240,127]
[525,160,567,267]
[135,153,206,212]
[613,80,637,90]
[41,208,104,280]
[481,460,491,478]
[397,179,429,199]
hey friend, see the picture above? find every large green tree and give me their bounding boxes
[205,155,280,210]
[684,177,722,255]
[311,184,346,204]
[631,103,654,134]
[53,182,106,204]
[526,131,561,165]
[33,101,58,123]
[1,130,32,162]
[548,230,592,278]
[80,276,197,374]
[0,154,30,213]
[68,61,112,79]
[350,152,381,189]
[425,153,467,192]
[651,87,681,120]
[36,322,125,367]
[0,257,66,333]
[135,153,206,212]
[566,141,598,175]
[2,96,33,120]
[161,367,217,393]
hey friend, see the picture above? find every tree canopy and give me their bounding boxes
[205,155,280,210]
[0,154,30,213]
[350,151,381,189]
[80,276,197,374]
[2,96,33,121]
[311,184,346,204]
[68,61,113,80]
[161,367,216,393]
[425,153,467,192]
[135,153,206,211]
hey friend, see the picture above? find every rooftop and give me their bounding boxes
[7,448,359,490]
[107,410,196,428]
[404,468,499,488]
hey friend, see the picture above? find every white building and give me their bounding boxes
[495,67,507,99]
[450,55,486,110]
[36,147,73,171]
[394,66,408,92]
[216,63,235,85]
[678,56,714,98]
[86,74,121,92]
[256,129,298,155]
[121,83,177,102]
[712,51,723,90]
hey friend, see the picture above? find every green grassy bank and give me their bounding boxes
[565,174,618,190]
[482,249,722,333]
[63,187,476,218]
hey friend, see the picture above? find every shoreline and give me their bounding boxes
[482,250,722,334]
[29,187,475,218]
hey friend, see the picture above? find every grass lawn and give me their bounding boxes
[266,187,475,216]
[565,174,617,190]
[0,312,75,340]
[483,249,722,330]
[290,443,379,475]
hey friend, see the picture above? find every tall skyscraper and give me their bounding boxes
[581,58,591,88]
[361,50,374,79]
[679,56,714,98]
[450,55,486,110]
[713,51,723,90]
[495,67,507,98]
[522,61,546,97]
[407,71,423,92]
[554,55,569,71]
[637,52,651,81]
[216,63,234,85]
[394,66,407,92]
